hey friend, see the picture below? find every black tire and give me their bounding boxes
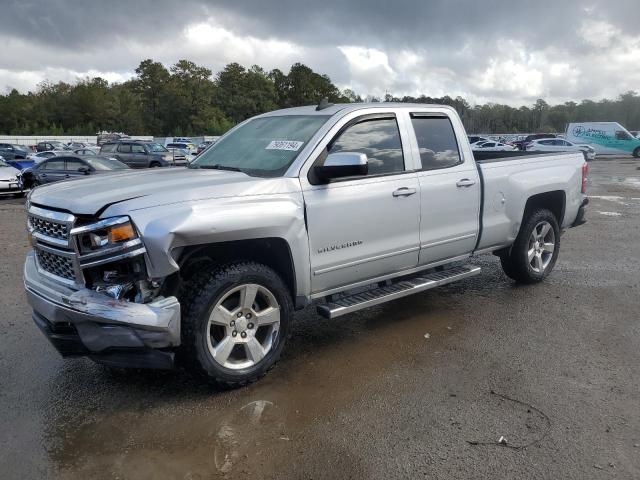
[633,147,640,158]
[500,209,560,284]
[179,261,293,388]
[149,161,161,168]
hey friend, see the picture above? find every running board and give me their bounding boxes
[317,265,481,319]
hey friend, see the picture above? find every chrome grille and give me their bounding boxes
[35,249,75,281]
[29,216,70,240]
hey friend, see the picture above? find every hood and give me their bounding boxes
[0,165,21,180]
[29,167,299,216]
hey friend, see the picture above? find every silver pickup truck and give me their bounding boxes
[24,102,589,387]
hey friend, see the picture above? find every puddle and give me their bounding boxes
[597,211,622,217]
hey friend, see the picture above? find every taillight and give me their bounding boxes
[581,162,589,193]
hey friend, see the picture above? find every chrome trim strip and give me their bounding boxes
[77,238,143,261]
[420,233,476,249]
[31,231,70,248]
[310,253,471,299]
[79,247,147,268]
[70,216,130,235]
[28,205,75,223]
[313,246,420,276]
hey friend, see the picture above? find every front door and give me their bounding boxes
[302,113,421,294]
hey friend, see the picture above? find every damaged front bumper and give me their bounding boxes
[24,251,180,369]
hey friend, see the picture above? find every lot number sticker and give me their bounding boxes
[266,140,304,151]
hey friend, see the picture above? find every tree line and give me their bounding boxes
[1,58,639,136]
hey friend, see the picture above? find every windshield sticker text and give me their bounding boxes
[266,140,304,151]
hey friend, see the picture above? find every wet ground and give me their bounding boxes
[1,157,639,479]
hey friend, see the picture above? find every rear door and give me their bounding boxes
[407,111,481,266]
[301,110,421,294]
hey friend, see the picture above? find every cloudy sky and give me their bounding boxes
[1,0,639,106]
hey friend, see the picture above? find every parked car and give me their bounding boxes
[0,143,31,160]
[196,141,214,155]
[100,141,182,168]
[24,102,589,386]
[0,158,23,194]
[513,133,557,151]
[166,142,197,155]
[27,155,129,187]
[36,141,71,152]
[527,138,596,161]
[74,148,99,156]
[28,150,70,164]
[467,136,490,145]
[472,141,516,151]
[165,147,189,163]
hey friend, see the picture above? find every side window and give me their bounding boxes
[615,130,632,141]
[328,117,404,176]
[65,158,85,171]
[411,115,462,170]
[483,143,495,148]
[101,143,116,153]
[43,159,65,170]
[117,143,132,153]
[131,144,145,153]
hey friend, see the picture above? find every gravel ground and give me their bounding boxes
[1,157,639,479]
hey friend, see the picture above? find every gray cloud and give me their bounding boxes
[0,0,639,105]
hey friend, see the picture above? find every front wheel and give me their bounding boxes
[179,261,293,388]
[500,209,560,284]
[633,147,640,158]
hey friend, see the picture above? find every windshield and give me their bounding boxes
[191,115,329,177]
[148,143,168,152]
[86,157,128,170]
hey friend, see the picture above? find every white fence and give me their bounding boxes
[0,135,220,147]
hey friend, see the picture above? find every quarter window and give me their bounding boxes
[101,144,116,153]
[328,117,404,176]
[411,116,462,170]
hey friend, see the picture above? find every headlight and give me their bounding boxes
[163,155,174,162]
[88,221,137,248]
[72,216,139,253]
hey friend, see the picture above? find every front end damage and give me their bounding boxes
[24,204,180,369]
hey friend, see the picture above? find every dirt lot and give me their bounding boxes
[1,157,639,479]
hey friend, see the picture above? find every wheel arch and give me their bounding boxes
[522,190,566,226]
[170,237,299,306]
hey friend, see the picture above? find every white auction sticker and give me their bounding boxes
[265,140,304,151]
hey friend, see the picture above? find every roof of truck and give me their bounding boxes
[258,102,457,117]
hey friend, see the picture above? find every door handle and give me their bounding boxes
[456,179,476,188]
[393,187,417,197]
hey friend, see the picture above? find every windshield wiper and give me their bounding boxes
[192,164,242,172]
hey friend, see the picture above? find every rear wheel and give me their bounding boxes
[179,261,293,388]
[500,209,560,284]
[633,147,640,158]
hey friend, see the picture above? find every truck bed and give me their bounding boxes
[474,151,586,252]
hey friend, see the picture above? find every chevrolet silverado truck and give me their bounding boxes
[24,102,589,387]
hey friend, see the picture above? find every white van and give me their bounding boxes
[566,122,640,157]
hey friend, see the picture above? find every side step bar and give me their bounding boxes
[317,265,480,319]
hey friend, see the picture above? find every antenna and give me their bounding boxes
[316,97,334,111]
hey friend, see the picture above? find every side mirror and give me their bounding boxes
[314,152,368,182]
[78,167,90,175]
